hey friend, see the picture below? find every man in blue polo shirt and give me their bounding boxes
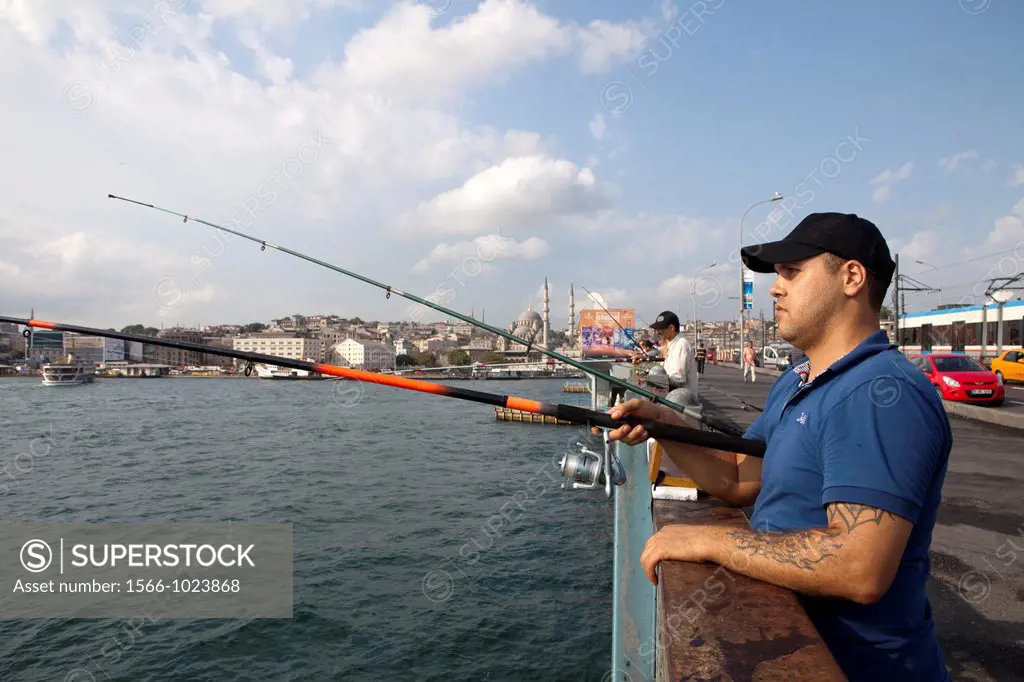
[602,213,952,681]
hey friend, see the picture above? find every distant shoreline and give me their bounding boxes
[1,374,584,381]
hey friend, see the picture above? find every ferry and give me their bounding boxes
[253,363,325,380]
[41,355,95,386]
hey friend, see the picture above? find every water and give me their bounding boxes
[0,377,614,681]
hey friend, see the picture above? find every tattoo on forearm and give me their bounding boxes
[826,503,897,532]
[726,528,844,571]
[725,503,895,572]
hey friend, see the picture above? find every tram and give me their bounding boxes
[895,300,1024,359]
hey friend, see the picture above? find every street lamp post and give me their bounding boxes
[739,193,783,357]
[691,261,717,349]
[991,289,1014,352]
[914,260,942,308]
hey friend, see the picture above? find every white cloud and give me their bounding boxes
[983,216,1024,251]
[654,262,733,308]
[0,214,204,322]
[619,214,717,263]
[1,0,662,327]
[870,161,913,203]
[316,0,653,104]
[924,204,953,222]
[412,234,548,274]
[0,1,116,44]
[1008,164,1024,187]
[575,18,650,74]
[12,0,972,333]
[580,288,628,308]
[406,155,615,235]
[237,28,294,84]
[656,274,696,299]
[939,150,977,172]
[871,161,914,185]
[974,198,1024,251]
[893,229,941,264]
[660,0,680,22]
[588,112,606,141]
[325,0,570,103]
[196,0,365,30]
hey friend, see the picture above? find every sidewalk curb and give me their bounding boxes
[716,362,1024,431]
[940,399,1024,431]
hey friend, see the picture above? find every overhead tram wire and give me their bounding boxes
[1,315,767,457]
[910,245,1024,274]
[107,193,745,438]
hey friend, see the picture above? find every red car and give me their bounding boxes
[909,354,1005,406]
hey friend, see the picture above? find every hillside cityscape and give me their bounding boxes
[0,302,785,375]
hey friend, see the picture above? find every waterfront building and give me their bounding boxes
[233,333,325,364]
[332,339,396,370]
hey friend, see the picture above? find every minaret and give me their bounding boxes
[568,283,575,342]
[543,277,550,348]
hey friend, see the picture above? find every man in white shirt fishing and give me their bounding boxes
[649,311,699,404]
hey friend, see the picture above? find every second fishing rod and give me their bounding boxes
[3,316,767,457]
[108,194,742,437]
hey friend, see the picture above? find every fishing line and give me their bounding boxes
[696,380,764,413]
[579,285,645,352]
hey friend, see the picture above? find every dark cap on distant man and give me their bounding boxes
[649,311,680,330]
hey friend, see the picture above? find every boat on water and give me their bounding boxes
[41,355,95,386]
[253,363,326,380]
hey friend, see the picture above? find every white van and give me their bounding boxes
[762,343,799,371]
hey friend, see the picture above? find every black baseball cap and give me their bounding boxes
[650,310,679,330]
[740,212,896,285]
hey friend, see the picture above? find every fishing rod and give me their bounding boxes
[3,316,767,457]
[108,194,741,437]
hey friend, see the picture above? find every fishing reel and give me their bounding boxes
[558,431,626,498]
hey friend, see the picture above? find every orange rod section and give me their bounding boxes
[506,397,544,413]
[311,363,449,396]
[27,319,56,329]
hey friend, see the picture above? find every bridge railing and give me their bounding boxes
[590,364,843,681]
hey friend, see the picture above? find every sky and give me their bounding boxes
[2,0,1023,331]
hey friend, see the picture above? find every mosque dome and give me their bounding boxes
[509,306,545,341]
[516,307,543,326]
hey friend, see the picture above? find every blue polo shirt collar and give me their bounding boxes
[790,329,894,387]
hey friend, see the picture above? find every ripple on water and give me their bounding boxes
[0,378,612,680]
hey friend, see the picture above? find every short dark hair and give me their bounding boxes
[822,253,888,313]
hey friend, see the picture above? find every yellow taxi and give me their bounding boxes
[990,349,1024,383]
